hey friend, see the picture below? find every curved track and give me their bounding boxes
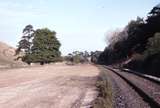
[104,66,160,108]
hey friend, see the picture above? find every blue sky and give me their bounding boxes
[0,0,159,55]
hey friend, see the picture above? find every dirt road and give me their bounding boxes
[0,64,99,108]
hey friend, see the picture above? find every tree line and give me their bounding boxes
[98,4,160,76]
[64,50,103,65]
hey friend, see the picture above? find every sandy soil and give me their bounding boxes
[0,63,99,108]
[0,41,25,68]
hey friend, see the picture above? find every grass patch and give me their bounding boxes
[93,66,113,108]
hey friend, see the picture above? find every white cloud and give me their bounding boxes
[0,0,49,18]
[0,0,50,47]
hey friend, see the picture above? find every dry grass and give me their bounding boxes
[93,66,113,108]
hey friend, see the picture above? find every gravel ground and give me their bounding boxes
[102,67,150,108]
[116,69,160,106]
[0,64,99,108]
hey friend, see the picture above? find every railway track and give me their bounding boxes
[121,68,160,84]
[104,66,160,108]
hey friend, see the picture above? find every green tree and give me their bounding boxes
[16,25,34,55]
[31,28,61,64]
[148,5,160,16]
[144,33,160,57]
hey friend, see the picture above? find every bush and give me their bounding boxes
[93,67,113,108]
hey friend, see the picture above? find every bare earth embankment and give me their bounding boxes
[0,64,99,108]
[0,41,25,68]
